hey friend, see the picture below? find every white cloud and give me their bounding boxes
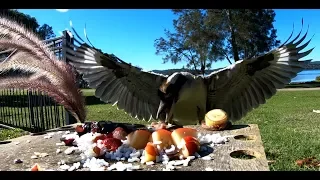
[55,9,69,13]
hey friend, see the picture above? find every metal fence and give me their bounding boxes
[0,31,77,133]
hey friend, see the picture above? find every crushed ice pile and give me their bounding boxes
[57,131,231,171]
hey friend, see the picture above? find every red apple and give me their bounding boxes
[171,128,198,146]
[179,136,200,158]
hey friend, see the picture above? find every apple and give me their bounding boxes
[144,142,158,162]
[127,130,152,150]
[171,128,198,146]
[151,129,173,150]
[179,136,200,158]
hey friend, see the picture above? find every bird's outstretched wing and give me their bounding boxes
[204,21,314,121]
[65,23,168,121]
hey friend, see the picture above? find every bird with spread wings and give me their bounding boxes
[66,20,314,127]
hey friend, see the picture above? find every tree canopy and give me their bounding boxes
[37,23,55,40]
[0,9,56,40]
[154,9,280,74]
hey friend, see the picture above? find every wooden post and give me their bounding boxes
[62,30,77,125]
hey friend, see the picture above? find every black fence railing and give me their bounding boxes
[0,30,77,133]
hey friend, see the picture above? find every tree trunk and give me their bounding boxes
[200,63,205,75]
[227,10,240,62]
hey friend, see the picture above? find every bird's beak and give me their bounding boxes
[156,100,166,120]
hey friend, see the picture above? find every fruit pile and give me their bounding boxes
[65,122,201,161]
[57,120,230,170]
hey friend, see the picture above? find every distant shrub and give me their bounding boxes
[315,76,320,82]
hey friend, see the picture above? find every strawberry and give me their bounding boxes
[106,133,113,138]
[102,138,122,152]
[112,127,128,140]
[62,138,75,146]
[75,125,84,133]
[92,134,109,143]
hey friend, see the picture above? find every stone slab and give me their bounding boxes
[0,124,269,171]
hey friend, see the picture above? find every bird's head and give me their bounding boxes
[156,72,189,120]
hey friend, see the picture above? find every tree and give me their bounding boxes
[206,9,280,62]
[37,24,56,40]
[0,9,56,77]
[0,9,56,40]
[154,9,280,74]
[0,9,39,33]
[154,9,225,75]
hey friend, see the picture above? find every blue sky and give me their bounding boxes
[18,9,320,71]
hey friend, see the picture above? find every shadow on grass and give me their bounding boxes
[85,96,107,105]
[265,150,279,160]
[0,95,106,107]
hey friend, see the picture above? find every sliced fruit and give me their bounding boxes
[112,127,128,140]
[127,130,152,150]
[151,129,173,150]
[93,146,101,156]
[204,109,228,129]
[171,128,198,146]
[87,146,101,158]
[31,163,42,171]
[144,142,158,162]
[180,136,200,158]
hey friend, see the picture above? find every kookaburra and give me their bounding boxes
[66,21,314,126]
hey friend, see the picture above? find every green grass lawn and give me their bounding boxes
[232,90,320,171]
[1,88,320,171]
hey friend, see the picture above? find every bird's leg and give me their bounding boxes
[150,110,167,130]
[197,106,206,125]
[166,100,175,125]
[151,102,177,130]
